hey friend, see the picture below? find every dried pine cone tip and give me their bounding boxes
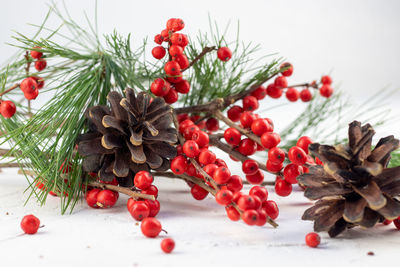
[77,89,177,186]
[299,121,400,237]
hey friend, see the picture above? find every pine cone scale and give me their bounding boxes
[343,197,366,223]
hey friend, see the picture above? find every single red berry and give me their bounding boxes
[242,95,259,111]
[238,138,257,156]
[96,189,118,208]
[213,166,231,184]
[215,189,234,206]
[319,84,333,98]
[242,159,259,175]
[198,150,216,165]
[152,46,166,59]
[174,79,190,94]
[30,46,43,59]
[245,170,264,185]
[205,118,219,132]
[183,124,200,140]
[171,155,188,175]
[161,238,175,253]
[226,175,243,192]
[32,76,44,89]
[24,89,39,100]
[251,86,267,100]
[286,87,299,102]
[288,146,307,165]
[35,59,47,71]
[145,199,161,217]
[160,29,170,41]
[261,132,281,149]
[151,78,170,97]
[141,185,159,198]
[164,61,181,75]
[179,119,194,133]
[296,136,313,154]
[275,178,292,197]
[382,219,392,225]
[21,215,40,234]
[20,77,37,94]
[163,88,178,104]
[321,75,332,85]
[274,76,288,89]
[268,147,286,164]
[242,209,259,226]
[232,192,244,204]
[300,89,312,102]
[129,201,150,221]
[394,218,400,230]
[263,200,279,220]
[170,33,183,45]
[249,186,268,202]
[215,158,227,167]
[166,18,177,30]
[224,128,241,146]
[280,62,293,77]
[141,217,162,238]
[237,195,255,211]
[134,171,153,190]
[226,206,240,221]
[166,73,183,84]
[169,45,184,57]
[0,100,17,118]
[86,188,101,208]
[256,209,268,226]
[183,140,200,158]
[203,163,218,177]
[174,54,189,69]
[266,160,283,172]
[239,111,255,128]
[191,184,209,200]
[266,84,283,98]
[180,34,189,47]
[171,18,185,32]
[154,34,164,44]
[305,232,321,248]
[217,47,232,61]
[227,105,243,122]
[283,163,303,184]
[192,130,209,147]
[251,119,272,136]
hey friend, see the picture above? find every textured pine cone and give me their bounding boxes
[298,121,400,237]
[77,89,177,187]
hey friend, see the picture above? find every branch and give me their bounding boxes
[182,46,216,72]
[0,84,20,98]
[88,181,156,201]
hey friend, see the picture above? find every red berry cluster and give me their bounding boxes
[382,216,400,230]
[150,18,190,104]
[86,188,119,208]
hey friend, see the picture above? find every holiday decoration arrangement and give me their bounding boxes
[0,5,399,252]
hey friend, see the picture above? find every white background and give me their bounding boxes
[0,1,400,266]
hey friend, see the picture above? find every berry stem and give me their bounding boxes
[181,46,216,72]
[0,83,20,98]
[88,181,156,200]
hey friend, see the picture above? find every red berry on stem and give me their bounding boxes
[183,124,200,140]
[226,206,240,221]
[239,111,255,128]
[30,46,43,59]
[242,95,259,111]
[275,178,292,197]
[134,171,153,190]
[20,77,37,94]
[0,100,16,118]
[274,76,288,89]
[35,59,47,71]
[268,147,286,164]
[174,79,190,94]
[171,155,188,175]
[227,105,243,122]
[179,119,194,133]
[163,88,178,104]
[242,159,259,175]
[145,199,161,217]
[154,34,164,44]
[183,140,200,158]
[242,210,259,226]
[266,84,283,98]
[226,175,243,192]
[251,119,272,136]
[205,118,219,132]
[280,62,293,77]
[215,158,227,167]
[21,215,40,234]
[319,84,333,98]
[151,78,170,97]
[32,76,44,89]
[192,130,209,147]
[141,185,159,198]
[237,195,255,211]
[152,46,166,59]
[305,232,321,248]
[283,163,303,184]
[321,75,332,85]
[174,54,189,69]
[170,33,183,45]
[300,89,312,102]
[249,186,268,202]
[217,47,232,61]
[169,45,184,57]
[24,89,39,100]
[296,136,313,154]
[160,29,170,41]
[164,61,181,75]
[245,170,264,185]
[251,86,267,100]
[261,132,281,149]
[161,238,175,253]
[191,184,209,200]
[288,146,307,165]
[129,201,150,221]
[286,87,299,102]
[86,188,101,208]
[224,128,241,146]
[238,138,257,156]
[141,217,162,238]
[198,150,216,165]
[96,189,118,208]
[213,166,231,184]
[171,18,185,31]
[215,189,233,206]
[262,200,279,220]
[166,18,176,30]
[266,160,283,173]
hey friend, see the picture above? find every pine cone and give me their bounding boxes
[298,121,400,237]
[77,89,177,187]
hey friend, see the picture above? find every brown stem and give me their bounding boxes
[182,46,217,72]
[0,163,21,168]
[287,81,319,89]
[0,84,20,98]
[88,181,156,200]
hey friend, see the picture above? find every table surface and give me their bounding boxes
[1,166,399,267]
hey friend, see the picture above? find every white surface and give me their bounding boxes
[1,168,399,267]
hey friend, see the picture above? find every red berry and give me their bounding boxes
[96,189,118,208]
[242,210,259,226]
[266,84,283,98]
[226,175,243,192]
[215,158,227,167]
[160,29,170,41]
[171,155,188,175]
[166,18,176,30]
[261,132,281,149]
[297,136,313,154]
[319,84,333,98]
[224,128,241,146]
[30,46,43,59]
[183,140,200,158]
[180,34,189,47]
[203,163,218,177]
[238,138,257,156]
[227,105,243,122]
[226,206,240,221]
[394,218,400,230]
[217,47,232,61]
[242,95,259,111]
[164,61,181,75]
[249,186,268,202]
[242,159,259,175]
[35,59,47,71]
[21,214,40,234]
[177,114,189,123]
[286,87,299,102]
[152,46,166,59]
[183,124,200,140]
[245,170,264,185]
[198,150,216,165]
[141,185,159,198]
[300,89,312,102]
[171,18,185,32]
[141,217,162,238]
[0,100,16,118]
[321,75,332,85]
[205,118,219,132]
[192,130,209,147]
[191,184,209,200]
[86,188,101,208]
[151,78,170,97]
[163,88,178,104]
[283,163,303,184]
[174,80,190,94]
[275,178,292,197]
[134,171,153,190]
[161,238,175,253]
[174,54,189,69]
[166,73,183,84]
[268,147,286,164]
[239,111,255,128]
[251,119,272,136]
[20,77,37,94]
[215,189,234,205]
[266,160,283,172]
[24,89,39,100]
[154,34,164,44]
[237,195,255,211]
[145,199,161,217]
[129,201,150,221]
[169,45,184,58]
[32,76,44,89]
[382,219,392,225]
[251,86,267,100]
[288,146,307,165]
[179,119,194,133]
[213,166,231,184]
[280,62,293,77]
[256,210,268,226]
[305,232,321,248]
[274,76,288,89]
[262,200,279,220]
[170,33,183,45]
